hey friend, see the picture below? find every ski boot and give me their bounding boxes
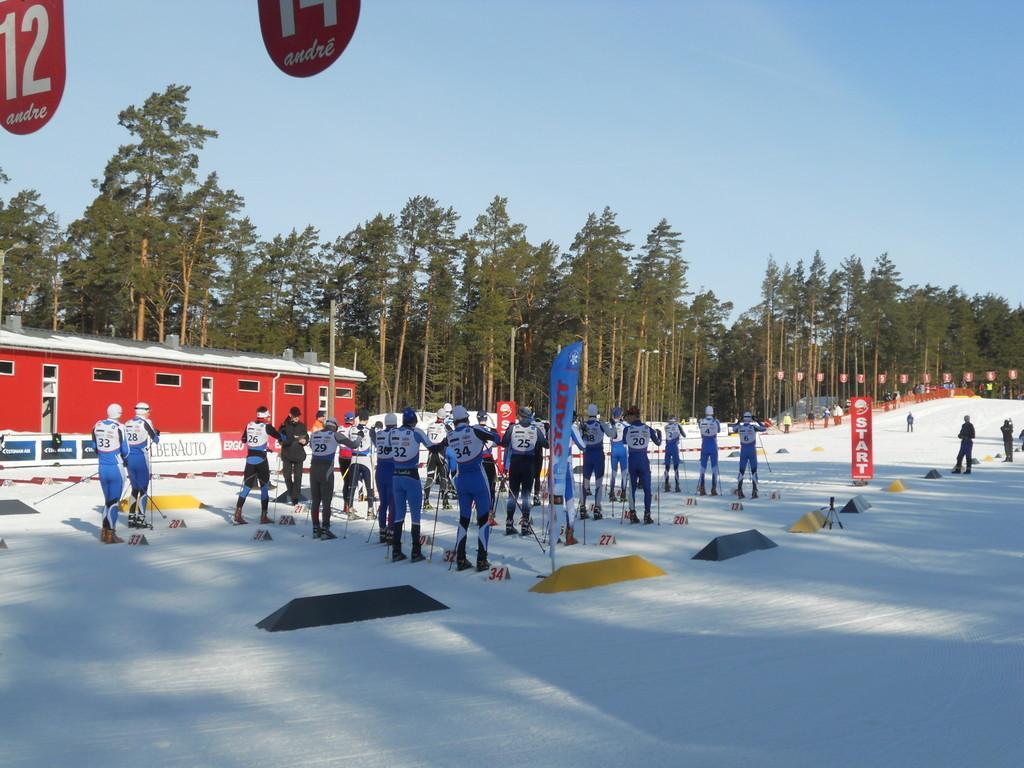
[391,522,406,561]
[736,483,745,499]
[456,556,474,571]
[697,482,706,496]
[675,479,682,493]
[233,500,247,525]
[312,525,322,540]
[532,495,541,507]
[109,528,124,544]
[564,527,579,546]
[259,509,273,524]
[579,506,590,520]
[442,496,452,511]
[664,476,671,492]
[321,526,337,540]
[710,484,719,496]
[628,509,640,524]
[410,525,425,562]
[378,529,389,544]
[643,511,653,525]
[476,557,491,573]
[592,504,603,521]
[951,465,962,474]
[100,527,111,544]
[505,518,516,536]
[520,516,533,537]
[751,483,759,499]
[423,499,433,511]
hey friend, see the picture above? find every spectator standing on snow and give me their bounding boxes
[833,404,843,425]
[907,412,914,433]
[1000,419,1014,462]
[952,416,975,475]
[278,406,309,509]
[783,413,792,434]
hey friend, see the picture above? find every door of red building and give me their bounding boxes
[201,377,213,432]
[42,364,58,432]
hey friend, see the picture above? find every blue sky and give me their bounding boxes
[2,0,1021,308]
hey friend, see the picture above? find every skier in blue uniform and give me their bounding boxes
[124,401,160,529]
[662,415,685,493]
[608,406,628,502]
[433,405,502,571]
[371,413,397,543]
[388,408,439,561]
[93,404,131,543]
[307,417,359,539]
[556,421,587,544]
[729,411,767,498]
[477,410,499,515]
[623,405,662,524]
[579,404,615,519]
[697,405,721,495]
[233,406,288,525]
[499,406,548,536]
[423,408,453,511]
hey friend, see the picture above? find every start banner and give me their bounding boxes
[850,396,874,482]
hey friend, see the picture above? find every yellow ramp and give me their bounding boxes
[812,446,825,452]
[788,509,826,533]
[530,554,666,594]
[982,455,993,462]
[120,494,203,512]
[886,480,906,493]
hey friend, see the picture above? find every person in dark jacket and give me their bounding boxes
[952,415,975,474]
[278,406,309,506]
[1000,419,1014,462]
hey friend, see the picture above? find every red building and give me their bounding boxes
[0,324,365,434]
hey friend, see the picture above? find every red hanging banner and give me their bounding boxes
[258,0,360,78]
[495,401,516,469]
[0,0,65,135]
[850,396,874,482]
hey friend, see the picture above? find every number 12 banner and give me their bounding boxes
[258,0,360,78]
[0,0,65,135]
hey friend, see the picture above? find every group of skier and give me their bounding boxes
[91,397,770,566]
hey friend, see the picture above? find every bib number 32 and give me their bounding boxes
[0,0,66,135]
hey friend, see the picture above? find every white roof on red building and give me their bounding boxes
[0,327,366,381]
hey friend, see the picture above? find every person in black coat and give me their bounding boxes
[278,406,309,505]
[1000,419,1014,462]
[952,415,975,474]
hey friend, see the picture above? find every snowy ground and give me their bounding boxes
[2,397,1023,767]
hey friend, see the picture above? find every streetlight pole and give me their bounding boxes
[0,242,28,330]
[642,349,661,420]
[510,323,529,405]
[328,298,337,419]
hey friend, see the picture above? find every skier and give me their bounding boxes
[623,405,662,524]
[371,413,398,543]
[278,406,309,509]
[499,405,548,536]
[558,421,588,544]
[436,405,501,571]
[663,415,685,492]
[579,404,615,519]
[387,407,439,561]
[344,409,374,519]
[124,402,160,529]
[782,413,792,433]
[93,404,130,543]
[423,408,453,510]
[729,411,766,498]
[1000,419,1014,462]
[952,415,975,474]
[337,411,355,515]
[531,419,548,507]
[907,412,914,433]
[697,405,722,495]
[1019,426,1024,454]
[307,418,359,539]
[234,406,288,525]
[608,406,628,502]
[477,410,499,514]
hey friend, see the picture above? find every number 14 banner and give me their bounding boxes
[0,0,65,135]
[258,0,360,78]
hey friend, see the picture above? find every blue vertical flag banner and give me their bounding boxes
[548,341,583,573]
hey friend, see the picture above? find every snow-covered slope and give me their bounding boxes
[1,396,1022,767]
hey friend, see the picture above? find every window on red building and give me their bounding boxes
[238,379,260,392]
[93,368,122,383]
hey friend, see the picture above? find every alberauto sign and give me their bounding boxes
[850,396,874,482]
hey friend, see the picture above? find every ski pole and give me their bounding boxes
[758,433,773,473]
[33,471,99,505]
[427,472,444,561]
